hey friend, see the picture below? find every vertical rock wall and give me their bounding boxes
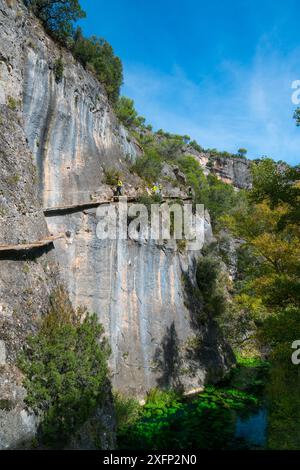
[0,3,234,451]
[18,1,233,396]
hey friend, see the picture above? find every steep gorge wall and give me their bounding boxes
[0,102,58,449]
[0,0,234,447]
[0,0,117,449]
[20,5,233,396]
[0,0,60,447]
[45,209,234,396]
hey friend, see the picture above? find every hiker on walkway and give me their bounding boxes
[116,178,123,196]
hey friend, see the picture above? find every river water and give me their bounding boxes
[234,407,267,448]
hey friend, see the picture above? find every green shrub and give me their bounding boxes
[131,148,162,183]
[0,399,14,411]
[237,148,247,158]
[115,96,146,128]
[189,139,203,152]
[72,28,123,104]
[155,134,186,160]
[114,392,141,429]
[53,57,64,82]
[104,168,120,186]
[196,256,226,318]
[6,174,20,186]
[18,287,110,448]
[0,206,7,217]
[176,239,187,252]
[205,174,246,225]
[7,96,18,110]
[177,155,247,227]
[206,148,235,159]
[135,193,163,218]
[177,155,208,202]
[25,0,86,43]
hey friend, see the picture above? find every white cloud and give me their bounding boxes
[122,42,300,165]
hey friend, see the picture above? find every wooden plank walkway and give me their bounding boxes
[43,196,193,216]
[43,196,137,216]
[0,234,65,252]
[0,196,193,253]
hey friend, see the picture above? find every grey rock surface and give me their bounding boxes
[0,102,58,449]
[186,148,252,189]
[0,0,114,449]
[46,207,232,397]
[209,155,252,189]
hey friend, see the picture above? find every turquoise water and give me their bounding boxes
[235,407,267,448]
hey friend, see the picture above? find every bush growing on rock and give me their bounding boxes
[53,57,64,82]
[115,96,146,128]
[7,95,18,110]
[24,0,86,43]
[131,147,162,183]
[104,167,121,186]
[18,287,110,448]
[196,256,227,318]
[72,27,123,104]
[237,148,247,158]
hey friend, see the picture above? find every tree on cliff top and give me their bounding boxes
[237,148,247,158]
[72,27,123,104]
[24,0,86,42]
[115,96,146,128]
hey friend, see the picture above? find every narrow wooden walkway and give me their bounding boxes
[43,195,193,217]
[0,196,194,253]
[43,196,137,216]
[0,234,65,252]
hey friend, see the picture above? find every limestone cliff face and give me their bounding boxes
[45,209,234,396]
[0,0,116,449]
[0,0,59,445]
[0,0,234,448]
[22,26,139,209]
[0,1,64,448]
[0,101,58,449]
[208,155,252,189]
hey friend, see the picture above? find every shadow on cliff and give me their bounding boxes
[181,257,235,382]
[182,258,206,331]
[0,243,54,261]
[153,322,183,392]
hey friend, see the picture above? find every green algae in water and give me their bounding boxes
[117,386,264,450]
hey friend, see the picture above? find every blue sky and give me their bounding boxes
[79,0,300,165]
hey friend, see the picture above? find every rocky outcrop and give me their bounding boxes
[208,155,252,189]
[185,147,252,189]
